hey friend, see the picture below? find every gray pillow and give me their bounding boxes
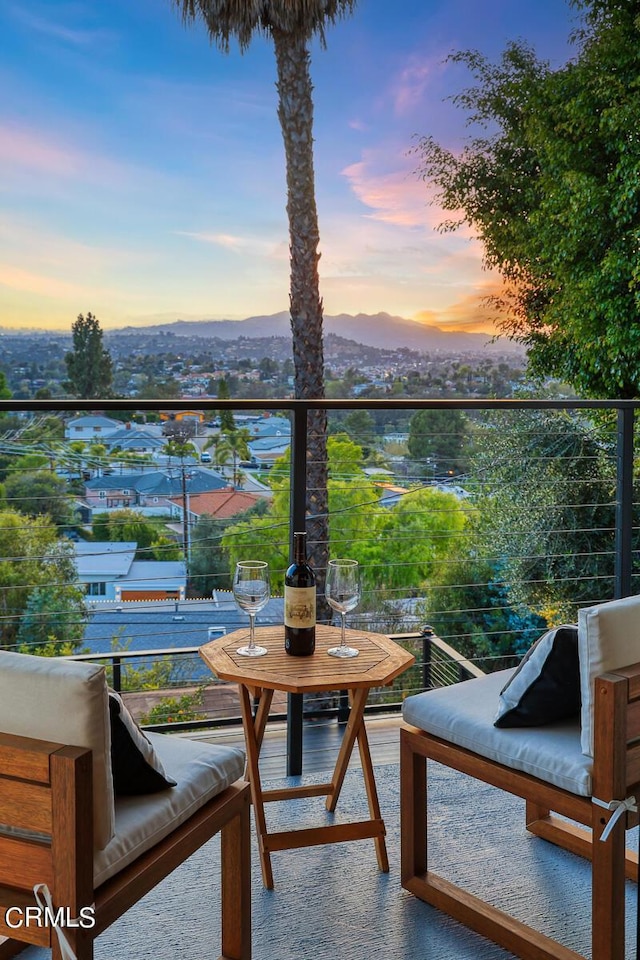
[494,625,580,728]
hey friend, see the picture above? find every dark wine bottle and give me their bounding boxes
[284,531,316,656]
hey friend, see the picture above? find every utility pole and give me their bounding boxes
[180,465,190,575]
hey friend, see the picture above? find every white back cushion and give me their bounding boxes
[0,651,115,848]
[578,594,640,757]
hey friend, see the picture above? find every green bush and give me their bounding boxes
[140,688,204,725]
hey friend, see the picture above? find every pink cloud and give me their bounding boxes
[0,263,90,298]
[341,154,443,228]
[341,140,481,242]
[418,242,484,276]
[0,122,131,188]
[178,231,247,251]
[393,63,431,116]
[413,278,507,334]
[0,124,85,178]
[176,229,286,260]
[389,54,444,117]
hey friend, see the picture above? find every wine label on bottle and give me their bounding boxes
[284,586,316,628]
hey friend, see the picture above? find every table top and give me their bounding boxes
[199,624,415,694]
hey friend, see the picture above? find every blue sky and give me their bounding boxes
[1,0,577,331]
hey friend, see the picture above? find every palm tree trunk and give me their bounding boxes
[273,27,329,607]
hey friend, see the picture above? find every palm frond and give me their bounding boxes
[174,0,357,51]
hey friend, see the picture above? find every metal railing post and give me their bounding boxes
[614,407,634,599]
[421,625,434,692]
[112,656,122,692]
[337,690,349,723]
[287,405,308,776]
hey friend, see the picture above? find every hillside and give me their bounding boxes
[115,311,523,355]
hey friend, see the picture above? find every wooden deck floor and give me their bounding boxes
[183,712,402,779]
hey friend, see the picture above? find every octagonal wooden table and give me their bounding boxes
[200,624,415,888]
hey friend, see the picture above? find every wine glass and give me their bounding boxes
[233,561,270,657]
[326,559,360,658]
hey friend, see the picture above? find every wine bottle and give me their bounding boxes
[284,531,316,656]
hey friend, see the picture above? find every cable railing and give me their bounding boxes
[0,396,638,771]
[62,626,487,732]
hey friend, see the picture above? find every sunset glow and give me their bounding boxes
[0,0,575,333]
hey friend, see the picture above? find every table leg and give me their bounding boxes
[238,683,274,889]
[252,686,272,751]
[326,686,368,813]
[354,698,389,872]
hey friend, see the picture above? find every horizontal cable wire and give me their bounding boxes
[1,398,634,720]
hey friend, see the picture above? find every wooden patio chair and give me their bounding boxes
[400,595,640,960]
[0,650,251,960]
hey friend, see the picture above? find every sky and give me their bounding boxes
[0,0,579,333]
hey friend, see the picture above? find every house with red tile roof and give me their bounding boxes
[168,488,261,524]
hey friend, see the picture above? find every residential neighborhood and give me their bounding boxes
[83,467,229,512]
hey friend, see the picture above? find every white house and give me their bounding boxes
[248,415,291,439]
[104,427,166,458]
[65,415,122,442]
[74,541,186,602]
[247,436,291,467]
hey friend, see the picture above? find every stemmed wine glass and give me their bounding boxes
[325,559,360,658]
[232,561,270,657]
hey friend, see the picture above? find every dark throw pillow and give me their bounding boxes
[494,624,580,728]
[108,690,177,795]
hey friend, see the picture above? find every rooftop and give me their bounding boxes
[170,487,261,518]
[74,541,137,576]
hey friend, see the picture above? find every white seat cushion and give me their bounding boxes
[578,594,640,757]
[0,650,114,849]
[93,734,245,887]
[402,670,592,796]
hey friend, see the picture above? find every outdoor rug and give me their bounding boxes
[17,761,639,959]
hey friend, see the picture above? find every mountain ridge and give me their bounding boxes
[114,311,522,354]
